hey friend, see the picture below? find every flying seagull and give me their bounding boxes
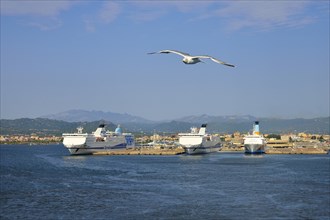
[148,49,235,67]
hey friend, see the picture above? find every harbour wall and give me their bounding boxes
[93,146,185,155]
[265,147,328,154]
[92,146,328,155]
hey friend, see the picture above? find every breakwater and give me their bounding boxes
[93,146,185,155]
[265,147,328,154]
[92,146,328,155]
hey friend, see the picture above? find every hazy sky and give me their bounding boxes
[1,1,329,121]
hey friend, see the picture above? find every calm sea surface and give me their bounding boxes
[1,144,329,220]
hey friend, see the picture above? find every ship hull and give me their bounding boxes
[178,124,221,155]
[244,121,266,154]
[66,143,128,155]
[244,144,265,154]
[63,135,135,155]
[185,143,221,155]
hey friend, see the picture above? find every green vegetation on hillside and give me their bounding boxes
[0,117,329,136]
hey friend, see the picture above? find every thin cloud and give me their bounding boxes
[1,0,76,31]
[98,1,121,24]
[128,1,320,31]
[1,1,74,17]
[82,2,121,32]
[85,1,323,32]
[26,17,62,31]
[1,1,324,32]
[129,1,212,21]
[214,1,316,31]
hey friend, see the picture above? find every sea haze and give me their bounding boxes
[1,145,329,220]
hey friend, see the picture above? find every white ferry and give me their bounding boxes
[178,124,222,155]
[62,124,135,155]
[243,121,266,154]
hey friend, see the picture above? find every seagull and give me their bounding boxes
[148,49,235,67]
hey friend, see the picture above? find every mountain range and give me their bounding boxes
[1,110,329,135]
[43,109,153,124]
[43,110,261,124]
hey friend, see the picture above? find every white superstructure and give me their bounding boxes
[243,121,266,154]
[178,124,222,155]
[62,124,135,155]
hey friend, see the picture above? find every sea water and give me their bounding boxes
[1,144,329,220]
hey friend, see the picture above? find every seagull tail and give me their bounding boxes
[224,63,235,67]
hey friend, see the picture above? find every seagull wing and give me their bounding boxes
[148,50,190,58]
[196,55,235,67]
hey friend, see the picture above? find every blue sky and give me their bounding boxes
[1,1,329,121]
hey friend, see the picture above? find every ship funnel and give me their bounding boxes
[198,124,207,135]
[115,124,122,135]
[94,124,106,137]
[253,121,260,135]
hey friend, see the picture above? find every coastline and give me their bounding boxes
[1,144,328,155]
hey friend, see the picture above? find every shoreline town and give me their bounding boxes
[1,125,329,155]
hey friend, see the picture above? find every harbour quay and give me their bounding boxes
[265,147,328,154]
[92,145,328,156]
[93,146,185,156]
[265,139,329,154]
[221,132,329,154]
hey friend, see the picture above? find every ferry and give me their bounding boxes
[243,121,266,154]
[178,124,222,155]
[62,124,135,155]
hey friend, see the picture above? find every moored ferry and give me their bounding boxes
[243,121,266,154]
[178,124,222,155]
[62,124,135,155]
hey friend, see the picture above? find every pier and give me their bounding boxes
[265,147,328,154]
[92,146,328,155]
[93,146,185,156]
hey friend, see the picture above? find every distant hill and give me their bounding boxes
[0,118,117,136]
[109,115,330,134]
[175,114,257,123]
[1,113,329,135]
[42,109,153,124]
[257,117,330,134]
